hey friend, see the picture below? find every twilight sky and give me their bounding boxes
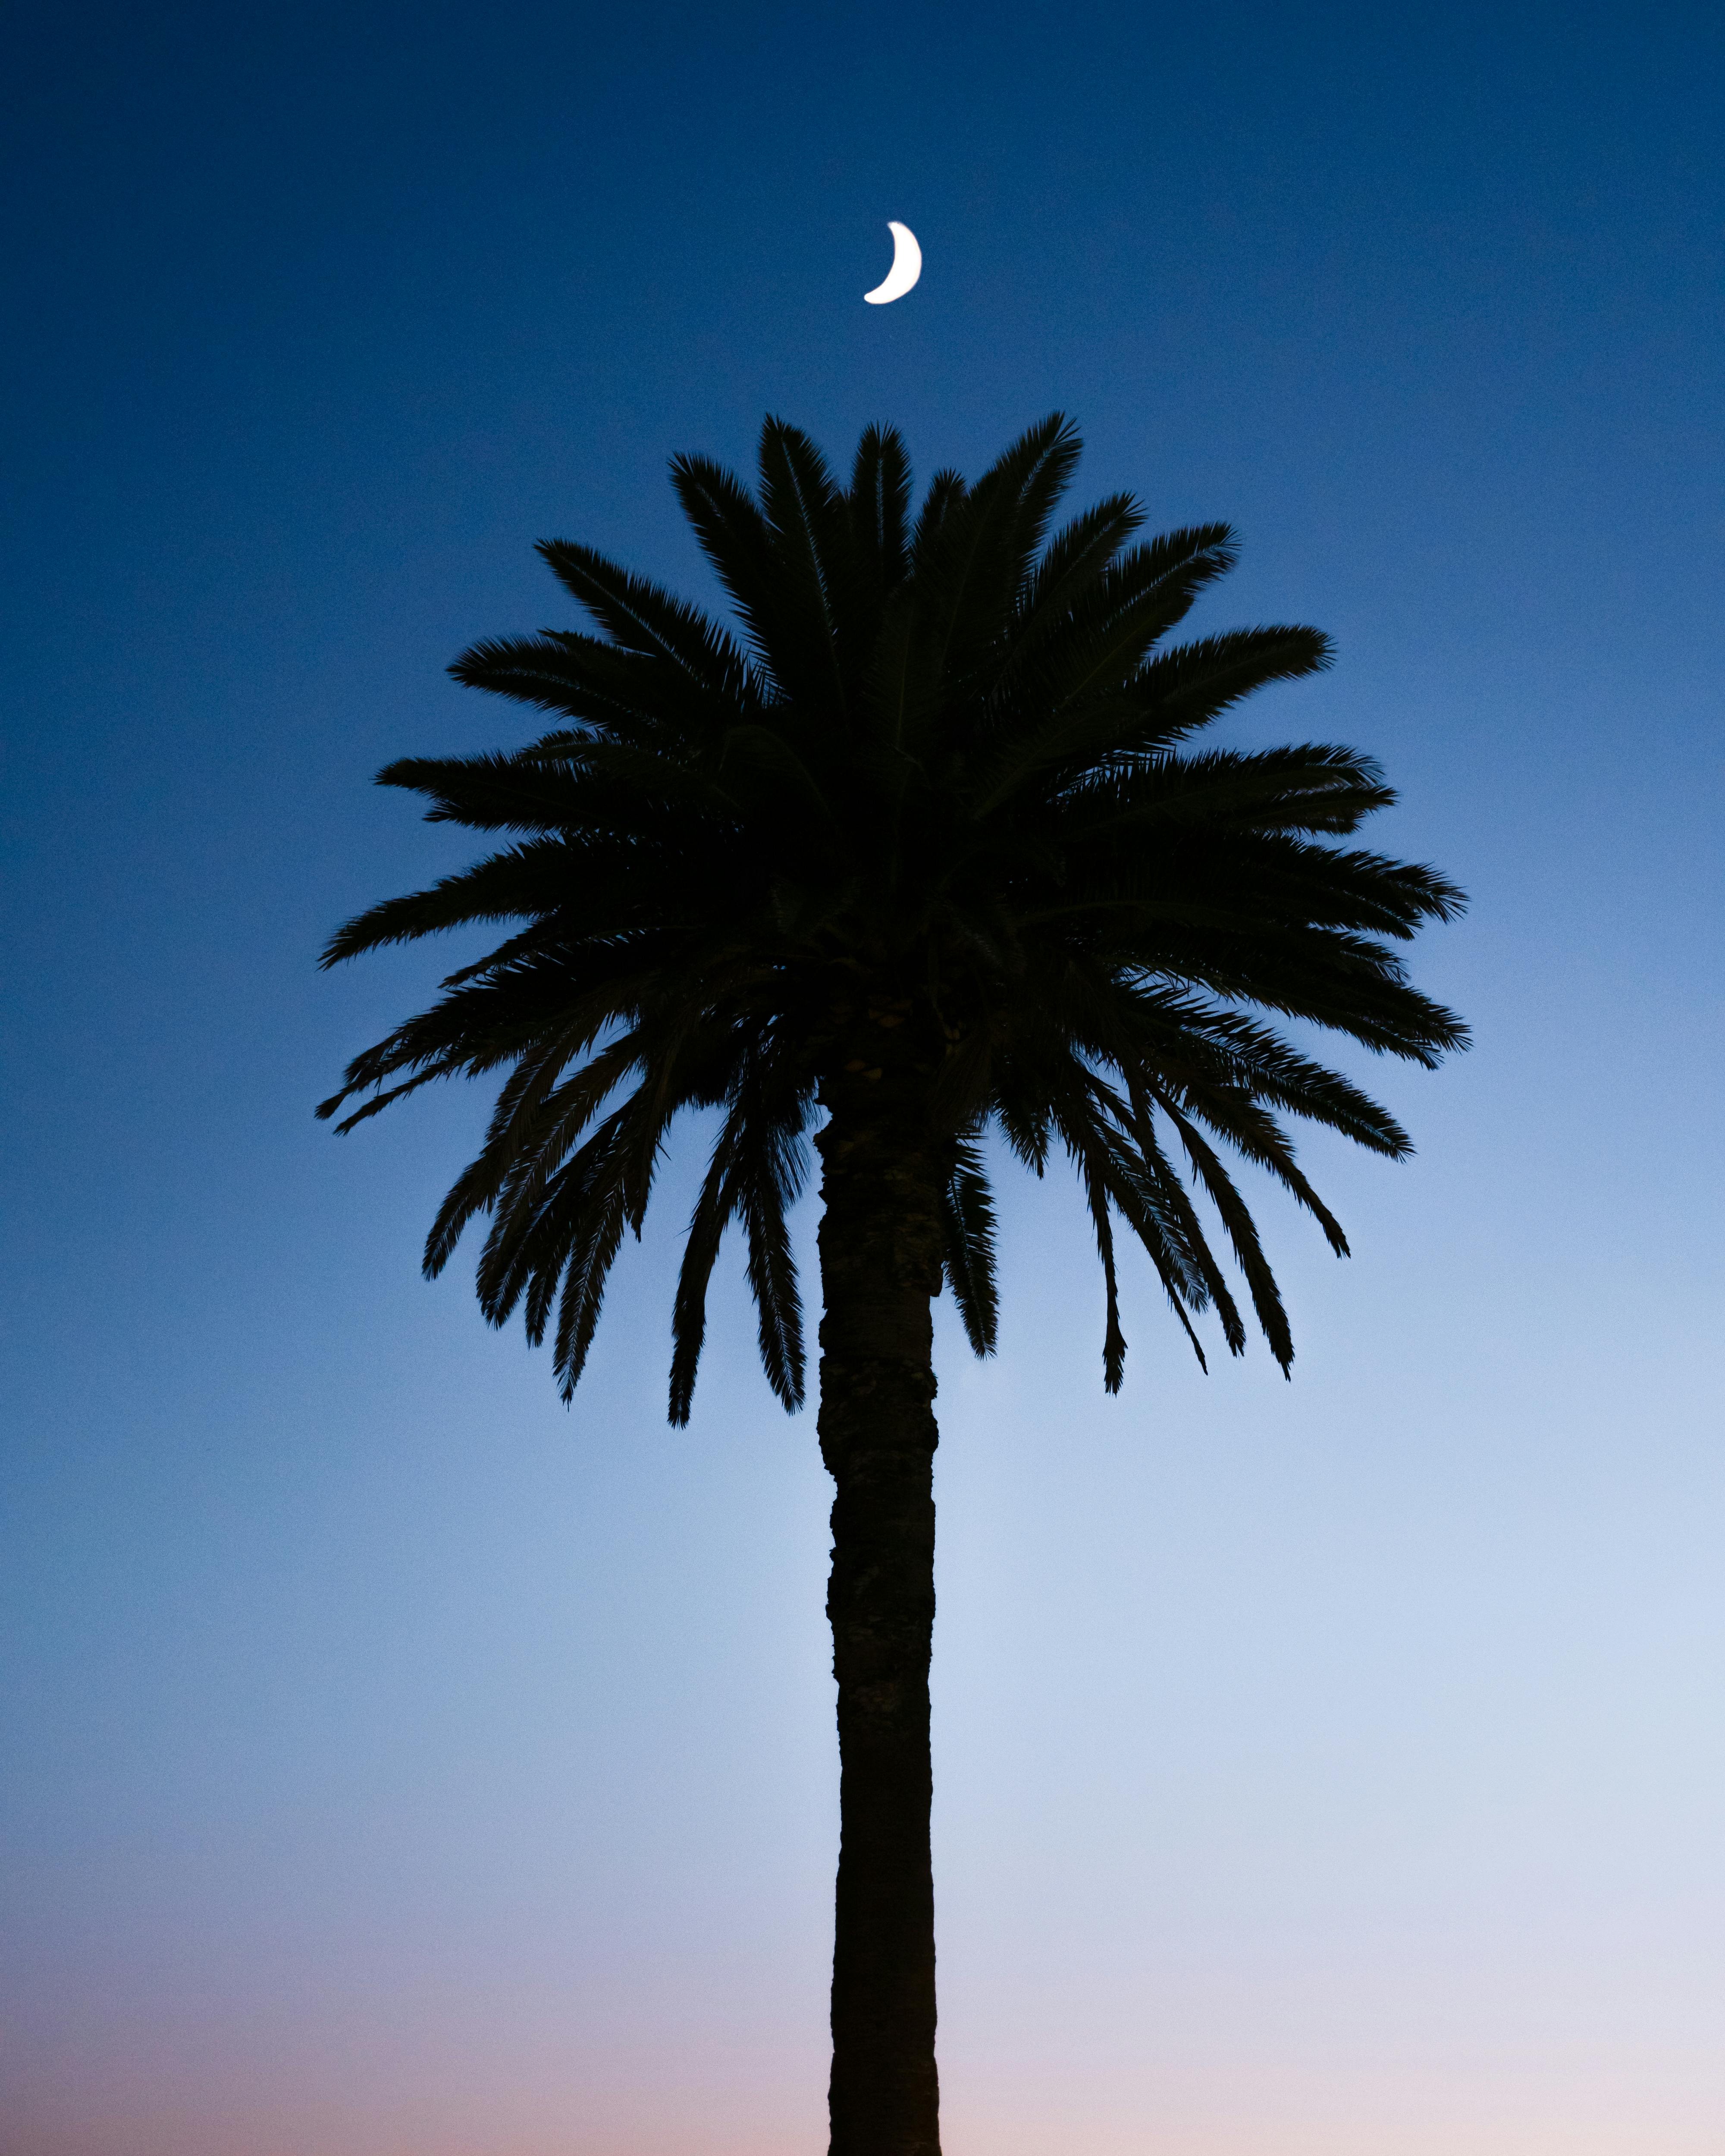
[3,3,1722,2153]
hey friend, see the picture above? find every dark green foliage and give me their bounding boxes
[319,415,1467,1417]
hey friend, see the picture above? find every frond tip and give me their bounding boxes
[939,1137,1000,1358]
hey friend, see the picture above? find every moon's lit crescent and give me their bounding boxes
[863,222,922,305]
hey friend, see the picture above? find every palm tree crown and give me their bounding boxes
[318,413,1467,1418]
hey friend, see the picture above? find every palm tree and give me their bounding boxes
[318,414,1466,2156]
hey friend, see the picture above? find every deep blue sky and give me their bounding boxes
[3,4,1722,2153]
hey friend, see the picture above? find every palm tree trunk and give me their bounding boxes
[815,1071,945,2156]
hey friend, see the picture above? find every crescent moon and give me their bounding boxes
[863,222,922,305]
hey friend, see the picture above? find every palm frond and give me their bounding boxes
[1127,626,1336,749]
[755,416,853,717]
[848,423,913,593]
[536,539,758,704]
[938,1136,999,1356]
[667,450,783,675]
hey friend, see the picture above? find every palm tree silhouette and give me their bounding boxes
[319,414,1467,2156]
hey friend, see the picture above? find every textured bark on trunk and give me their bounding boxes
[816,1064,944,2156]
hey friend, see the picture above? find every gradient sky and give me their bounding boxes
[3,3,1723,2152]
